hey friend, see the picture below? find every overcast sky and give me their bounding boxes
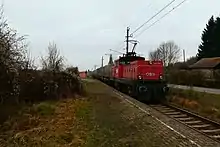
[3,0,220,71]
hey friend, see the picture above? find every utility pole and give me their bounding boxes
[94,65,97,71]
[183,49,186,63]
[101,56,104,68]
[101,56,104,74]
[126,27,130,54]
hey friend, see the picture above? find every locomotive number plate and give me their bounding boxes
[146,72,155,76]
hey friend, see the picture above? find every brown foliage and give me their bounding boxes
[66,66,79,76]
[168,70,205,86]
[171,96,200,110]
[168,69,220,88]
[0,5,26,104]
[19,69,83,102]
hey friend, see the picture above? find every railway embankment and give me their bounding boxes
[1,79,219,146]
[168,87,220,123]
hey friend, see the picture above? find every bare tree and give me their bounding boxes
[41,42,64,72]
[0,5,27,69]
[149,41,180,66]
[22,47,36,70]
[0,5,28,102]
[166,41,180,65]
[186,56,197,66]
[149,49,161,60]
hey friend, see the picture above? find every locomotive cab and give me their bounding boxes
[119,52,145,64]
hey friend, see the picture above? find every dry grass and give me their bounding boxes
[0,98,89,147]
[168,88,220,122]
[1,79,186,147]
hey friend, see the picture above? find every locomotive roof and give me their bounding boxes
[114,52,145,63]
[119,56,145,62]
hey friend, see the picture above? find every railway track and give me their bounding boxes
[98,79,220,144]
[149,104,220,143]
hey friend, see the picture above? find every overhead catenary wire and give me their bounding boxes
[111,2,153,53]
[114,41,125,51]
[112,1,157,52]
[131,0,177,36]
[134,0,188,38]
[127,2,153,27]
[111,0,180,53]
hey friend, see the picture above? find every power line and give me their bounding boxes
[109,0,180,55]
[113,42,124,52]
[114,41,124,48]
[131,0,177,35]
[128,2,153,27]
[112,2,153,52]
[134,0,188,38]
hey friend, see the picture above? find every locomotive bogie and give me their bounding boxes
[107,78,168,103]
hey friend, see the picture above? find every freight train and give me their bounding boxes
[92,51,169,103]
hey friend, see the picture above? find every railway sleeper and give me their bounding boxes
[211,135,220,139]
[177,117,194,121]
[184,120,202,124]
[191,124,211,129]
[171,114,188,118]
[202,129,220,134]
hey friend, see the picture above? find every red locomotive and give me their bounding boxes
[93,52,168,103]
[112,55,163,81]
[93,28,168,103]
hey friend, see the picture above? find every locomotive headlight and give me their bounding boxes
[138,75,142,80]
[159,75,163,80]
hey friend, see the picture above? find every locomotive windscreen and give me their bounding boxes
[119,56,145,65]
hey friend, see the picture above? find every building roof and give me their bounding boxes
[189,57,220,69]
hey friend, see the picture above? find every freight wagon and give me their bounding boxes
[79,71,87,79]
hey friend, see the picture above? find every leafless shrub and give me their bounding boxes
[66,66,79,76]
[149,41,181,66]
[149,49,161,60]
[21,48,37,70]
[168,70,205,86]
[41,42,64,72]
[0,5,28,103]
[0,6,27,69]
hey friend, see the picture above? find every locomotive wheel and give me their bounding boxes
[116,83,121,91]
[114,82,119,90]
[128,86,134,97]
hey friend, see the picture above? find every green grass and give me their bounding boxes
[33,101,57,116]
